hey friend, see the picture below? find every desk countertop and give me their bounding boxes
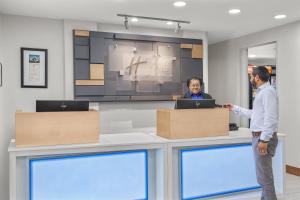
[8,128,285,153]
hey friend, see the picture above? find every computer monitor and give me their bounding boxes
[175,99,216,109]
[36,100,89,112]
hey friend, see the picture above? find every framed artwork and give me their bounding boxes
[0,62,2,87]
[21,47,48,88]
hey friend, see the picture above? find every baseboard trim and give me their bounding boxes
[286,165,300,176]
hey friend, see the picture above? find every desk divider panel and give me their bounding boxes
[180,144,260,200]
[29,150,148,200]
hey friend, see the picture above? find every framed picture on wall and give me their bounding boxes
[0,62,2,87]
[21,47,48,88]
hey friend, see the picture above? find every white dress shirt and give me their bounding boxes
[233,82,278,141]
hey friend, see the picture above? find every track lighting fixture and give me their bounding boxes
[117,14,190,32]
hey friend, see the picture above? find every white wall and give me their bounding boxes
[0,13,7,200]
[208,20,300,168]
[0,14,65,200]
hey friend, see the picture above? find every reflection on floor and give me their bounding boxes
[214,174,300,200]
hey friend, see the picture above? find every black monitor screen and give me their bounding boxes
[36,100,89,112]
[175,99,216,109]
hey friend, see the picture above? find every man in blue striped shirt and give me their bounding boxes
[226,66,278,200]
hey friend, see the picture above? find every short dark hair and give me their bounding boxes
[187,77,203,87]
[252,66,270,82]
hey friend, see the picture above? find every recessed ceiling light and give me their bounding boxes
[167,21,173,25]
[274,14,287,20]
[228,9,241,15]
[131,18,138,22]
[248,54,257,58]
[173,1,186,7]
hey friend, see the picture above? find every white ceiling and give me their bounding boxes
[0,0,300,44]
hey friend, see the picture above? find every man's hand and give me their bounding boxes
[223,104,234,111]
[257,141,268,155]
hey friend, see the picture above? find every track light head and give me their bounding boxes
[124,16,129,30]
[175,22,181,33]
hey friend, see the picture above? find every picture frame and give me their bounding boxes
[21,47,48,88]
[0,62,2,87]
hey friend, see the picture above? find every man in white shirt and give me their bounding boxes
[226,66,278,200]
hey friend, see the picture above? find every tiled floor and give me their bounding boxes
[279,174,300,200]
[214,174,300,200]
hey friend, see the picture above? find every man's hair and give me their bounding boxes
[252,66,270,82]
[187,77,203,87]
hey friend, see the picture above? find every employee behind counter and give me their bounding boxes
[174,77,214,109]
[179,77,238,130]
[183,77,212,100]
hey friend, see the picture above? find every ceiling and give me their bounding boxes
[0,0,300,44]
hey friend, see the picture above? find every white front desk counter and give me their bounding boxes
[8,128,285,200]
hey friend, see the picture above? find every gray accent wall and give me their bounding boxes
[74,31,203,101]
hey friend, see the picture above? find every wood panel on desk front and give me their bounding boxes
[15,111,100,147]
[157,108,229,139]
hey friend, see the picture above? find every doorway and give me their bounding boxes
[246,42,277,127]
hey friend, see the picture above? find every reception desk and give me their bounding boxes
[8,128,285,200]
